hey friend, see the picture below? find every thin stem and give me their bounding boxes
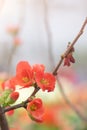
[56,76,87,122]
[7,0,26,75]
[53,17,87,75]
[52,17,87,122]
[0,106,9,130]
[7,44,17,75]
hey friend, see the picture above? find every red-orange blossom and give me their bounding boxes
[10,61,56,92]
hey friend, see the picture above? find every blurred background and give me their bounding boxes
[0,0,87,130]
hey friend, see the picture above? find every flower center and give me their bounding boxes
[22,77,30,83]
[30,104,37,111]
[40,79,49,85]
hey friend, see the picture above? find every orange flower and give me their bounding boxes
[33,64,45,75]
[10,61,34,88]
[27,98,44,123]
[9,61,56,91]
[16,61,32,74]
[35,73,56,92]
[10,71,34,88]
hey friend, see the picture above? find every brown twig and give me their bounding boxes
[53,17,87,75]
[2,17,87,123]
[52,17,87,122]
[4,17,87,113]
[56,76,87,122]
[4,87,40,113]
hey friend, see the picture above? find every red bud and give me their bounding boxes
[10,92,19,101]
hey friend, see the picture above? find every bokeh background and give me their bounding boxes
[0,0,87,130]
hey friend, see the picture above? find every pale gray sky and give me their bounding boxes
[0,0,87,72]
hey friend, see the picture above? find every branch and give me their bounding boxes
[56,76,87,122]
[0,106,9,130]
[4,87,40,113]
[7,0,26,75]
[51,17,87,122]
[53,17,87,75]
[3,17,87,123]
[52,18,87,122]
[7,45,18,75]
[3,18,87,114]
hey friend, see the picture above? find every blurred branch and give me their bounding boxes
[7,0,27,75]
[0,106,9,130]
[43,0,55,69]
[53,17,87,75]
[7,44,18,75]
[56,76,87,122]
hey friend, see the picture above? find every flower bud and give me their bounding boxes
[10,92,19,101]
[5,91,19,105]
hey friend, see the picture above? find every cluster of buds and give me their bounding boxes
[63,43,75,66]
